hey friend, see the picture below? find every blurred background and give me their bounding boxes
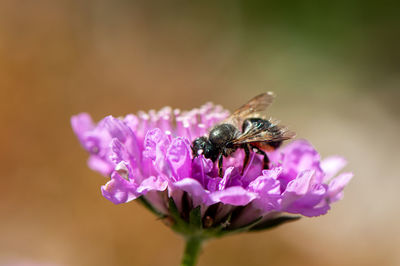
[1,1,399,265]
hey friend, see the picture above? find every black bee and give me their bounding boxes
[191,92,295,177]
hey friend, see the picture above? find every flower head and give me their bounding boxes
[72,102,352,236]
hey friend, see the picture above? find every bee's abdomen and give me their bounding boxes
[242,118,270,132]
[252,141,282,152]
[209,124,239,147]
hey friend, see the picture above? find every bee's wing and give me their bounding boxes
[230,124,296,145]
[222,92,276,128]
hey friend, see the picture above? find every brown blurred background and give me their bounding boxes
[1,1,399,265]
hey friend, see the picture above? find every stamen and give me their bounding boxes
[165,130,173,142]
[148,109,157,128]
[183,122,192,140]
[138,111,149,132]
[160,115,171,131]
[197,123,206,137]
[173,108,181,118]
[175,118,184,137]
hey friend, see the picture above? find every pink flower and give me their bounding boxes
[72,102,352,233]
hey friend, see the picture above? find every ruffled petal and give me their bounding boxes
[280,170,333,217]
[327,172,353,203]
[103,116,133,143]
[249,167,282,193]
[240,155,264,186]
[110,138,129,165]
[321,156,347,182]
[173,178,209,207]
[88,156,113,176]
[218,167,234,191]
[207,177,222,192]
[137,176,168,194]
[143,128,168,160]
[248,168,282,212]
[143,128,172,177]
[191,155,214,185]
[166,137,192,180]
[110,137,142,179]
[291,204,331,217]
[101,171,139,204]
[209,186,257,206]
[275,140,324,190]
[71,113,95,149]
[280,170,314,209]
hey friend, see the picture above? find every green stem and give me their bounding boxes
[181,237,203,266]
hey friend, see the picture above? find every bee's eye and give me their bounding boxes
[192,137,218,161]
[192,137,208,155]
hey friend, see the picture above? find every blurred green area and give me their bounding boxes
[0,1,399,266]
[241,0,399,88]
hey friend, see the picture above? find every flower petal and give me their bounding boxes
[173,178,209,207]
[249,167,282,193]
[207,177,222,192]
[209,186,257,206]
[274,140,324,189]
[248,168,282,212]
[290,204,331,217]
[321,156,347,181]
[71,113,95,149]
[281,170,332,217]
[143,128,172,177]
[327,172,353,203]
[166,137,192,180]
[101,171,139,204]
[103,116,133,143]
[88,156,113,176]
[143,128,168,160]
[72,102,352,227]
[110,137,142,179]
[137,176,168,194]
[280,170,314,209]
[191,155,214,187]
[219,167,234,191]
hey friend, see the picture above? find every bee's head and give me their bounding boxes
[191,136,219,162]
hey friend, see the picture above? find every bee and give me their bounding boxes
[191,92,295,177]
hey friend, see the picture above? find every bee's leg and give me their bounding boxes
[218,154,224,177]
[241,144,250,175]
[251,146,270,170]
